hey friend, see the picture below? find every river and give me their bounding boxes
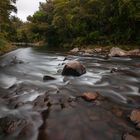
[0,47,140,140]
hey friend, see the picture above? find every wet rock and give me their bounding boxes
[123,133,139,140]
[69,48,79,54]
[0,115,28,134]
[111,107,123,117]
[127,49,140,56]
[130,110,140,128]
[51,104,62,111]
[109,47,127,57]
[109,48,140,57]
[136,123,140,129]
[94,48,102,53]
[63,57,67,61]
[15,102,24,108]
[82,52,93,57]
[81,48,93,54]
[133,63,140,68]
[110,68,139,77]
[81,92,98,101]
[33,94,48,109]
[10,56,24,65]
[62,60,86,76]
[43,75,56,81]
[17,123,34,138]
[110,67,118,73]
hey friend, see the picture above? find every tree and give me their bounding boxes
[27,0,140,47]
[0,0,17,37]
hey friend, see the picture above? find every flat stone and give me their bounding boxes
[81,92,98,101]
[130,110,140,124]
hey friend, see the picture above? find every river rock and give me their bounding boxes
[123,133,138,140]
[43,75,56,81]
[136,123,140,129]
[94,48,102,53]
[18,123,35,139]
[81,92,98,101]
[127,49,140,56]
[62,60,86,76]
[82,52,93,57]
[109,47,127,57]
[69,48,79,54]
[80,48,93,54]
[130,109,140,128]
[0,115,28,134]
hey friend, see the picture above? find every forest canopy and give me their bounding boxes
[0,0,18,52]
[0,0,140,50]
[27,0,140,47]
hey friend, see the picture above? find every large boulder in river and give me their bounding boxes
[109,47,127,57]
[62,60,86,76]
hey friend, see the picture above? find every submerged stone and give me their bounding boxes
[43,75,56,81]
[123,133,140,140]
[0,115,28,134]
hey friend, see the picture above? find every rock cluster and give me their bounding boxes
[69,47,140,57]
[109,47,140,57]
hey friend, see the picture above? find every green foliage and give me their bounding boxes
[0,36,11,53]
[27,0,139,47]
[0,38,6,50]
[0,0,138,49]
[0,0,17,52]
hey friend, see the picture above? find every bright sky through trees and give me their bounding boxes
[12,0,46,21]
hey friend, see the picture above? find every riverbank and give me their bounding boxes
[68,46,140,57]
[0,41,45,56]
[0,39,17,56]
[1,40,140,56]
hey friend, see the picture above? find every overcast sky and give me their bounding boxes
[13,0,46,21]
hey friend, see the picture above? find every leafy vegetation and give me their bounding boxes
[0,0,17,52]
[26,0,140,48]
[0,0,140,52]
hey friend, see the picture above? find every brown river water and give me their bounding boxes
[0,47,140,140]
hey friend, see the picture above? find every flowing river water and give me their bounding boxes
[0,47,140,140]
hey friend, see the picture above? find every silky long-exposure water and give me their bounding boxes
[0,47,140,140]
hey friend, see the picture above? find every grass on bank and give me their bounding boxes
[0,38,16,55]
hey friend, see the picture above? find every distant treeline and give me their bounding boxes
[27,0,140,47]
[0,0,140,50]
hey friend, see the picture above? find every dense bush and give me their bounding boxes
[26,0,140,48]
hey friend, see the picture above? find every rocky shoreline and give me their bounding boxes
[69,47,140,57]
